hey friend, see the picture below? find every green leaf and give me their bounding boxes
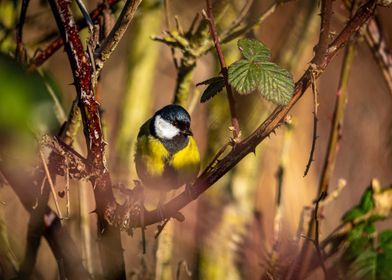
[359,187,374,212]
[237,38,270,62]
[0,54,59,166]
[343,223,373,261]
[343,207,365,223]
[0,54,57,134]
[256,62,295,105]
[228,38,294,105]
[368,214,386,223]
[364,223,376,234]
[197,76,225,103]
[380,230,392,252]
[342,187,375,223]
[345,237,372,262]
[228,60,259,94]
[348,249,392,280]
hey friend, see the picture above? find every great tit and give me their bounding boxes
[134,104,200,191]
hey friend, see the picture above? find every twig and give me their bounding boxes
[313,192,327,275]
[319,178,346,207]
[313,0,333,65]
[342,1,392,94]
[28,0,120,71]
[303,66,320,176]
[164,0,179,69]
[365,16,392,94]
[65,160,70,218]
[204,141,231,173]
[176,260,192,280]
[318,22,357,195]
[298,192,328,278]
[75,0,93,33]
[220,1,286,46]
[224,0,254,34]
[203,0,241,139]
[126,0,378,228]
[15,0,30,60]
[39,150,63,222]
[154,218,170,239]
[95,0,142,71]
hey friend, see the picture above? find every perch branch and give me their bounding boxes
[203,0,241,139]
[126,0,377,228]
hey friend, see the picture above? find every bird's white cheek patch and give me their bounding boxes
[154,115,180,139]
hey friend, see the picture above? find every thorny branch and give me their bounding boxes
[47,0,130,277]
[302,0,333,176]
[123,0,378,229]
[313,0,333,65]
[296,2,359,278]
[303,66,320,177]
[203,0,241,139]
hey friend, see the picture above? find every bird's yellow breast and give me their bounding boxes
[169,136,200,180]
[135,130,200,190]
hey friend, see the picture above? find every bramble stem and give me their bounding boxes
[203,0,241,139]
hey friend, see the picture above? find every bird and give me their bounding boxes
[134,104,200,192]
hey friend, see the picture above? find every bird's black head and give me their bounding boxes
[157,104,191,129]
[150,104,192,153]
[152,104,192,136]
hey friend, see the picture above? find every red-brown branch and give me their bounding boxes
[47,0,125,278]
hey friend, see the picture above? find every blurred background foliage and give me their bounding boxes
[0,0,391,279]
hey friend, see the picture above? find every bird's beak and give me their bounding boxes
[182,128,193,136]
